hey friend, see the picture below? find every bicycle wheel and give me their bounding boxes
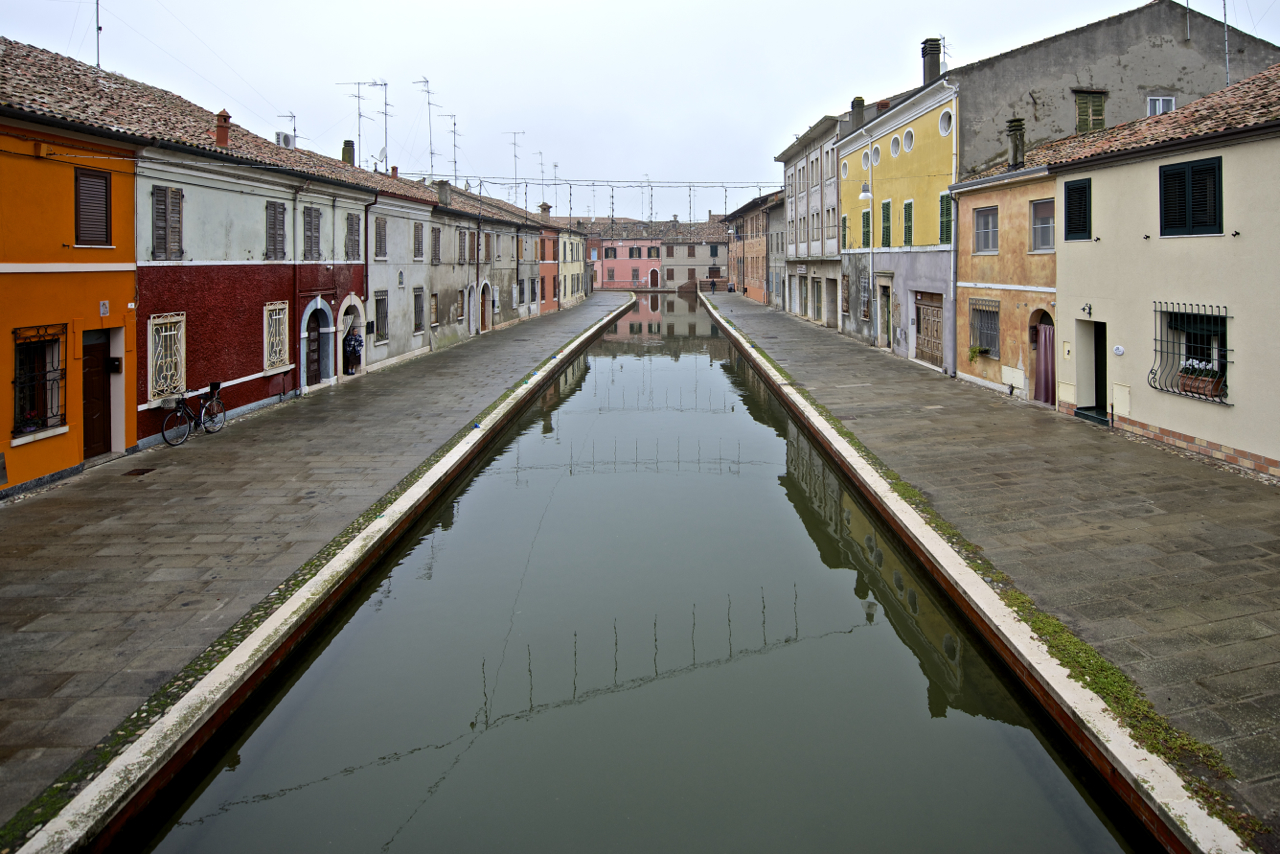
[161,406,192,446]
[202,398,226,433]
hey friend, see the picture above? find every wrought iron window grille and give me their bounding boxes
[264,302,289,370]
[969,298,1001,360]
[148,313,186,401]
[1148,302,1231,405]
[12,324,67,437]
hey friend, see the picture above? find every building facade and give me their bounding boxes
[726,191,783,303]
[779,115,844,326]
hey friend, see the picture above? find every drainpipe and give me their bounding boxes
[291,184,300,398]
[941,77,960,376]
[363,192,378,365]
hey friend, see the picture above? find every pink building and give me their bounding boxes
[600,237,662,289]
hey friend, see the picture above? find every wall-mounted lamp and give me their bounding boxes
[1081,303,1092,317]
[859,182,872,201]
[1093,237,1101,242]
[1232,231,1241,237]
[1143,235,1150,240]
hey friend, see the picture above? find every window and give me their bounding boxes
[687,245,696,258]
[687,268,696,281]
[413,287,425,333]
[457,290,465,321]
[969,298,1000,359]
[151,185,183,260]
[75,168,110,246]
[841,214,848,249]
[647,246,659,258]
[1031,200,1055,251]
[861,209,871,248]
[430,293,439,325]
[974,207,998,253]
[1064,179,1091,241]
[629,322,642,334]
[708,267,721,279]
[631,267,639,280]
[890,136,901,157]
[303,207,322,260]
[431,227,441,264]
[903,128,915,152]
[148,313,185,400]
[859,272,871,320]
[608,268,615,281]
[880,200,891,247]
[12,325,67,436]
[518,280,525,304]
[1160,157,1222,237]
[666,267,674,281]
[540,277,546,300]
[710,245,719,257]
[485,232,493,261]
[841,159,849,179]
[457,229,467,263]
[468,231,478,262]
[374,291,389,342]
[264,201,286,260]
[903,201,913,246]
[628,246,641,259]
[345,213,361,261]
[872,145,881,166]
[666,245,674,258]
[590,248,598,261]
[939,110,953,136]
[1148,97,1176,116]
[414,222,425,260]
[374,217,387,259]
[1075,92,1106,133]
[1149,303,1230,404]
[263,302,289,370]
[604,247,617,259]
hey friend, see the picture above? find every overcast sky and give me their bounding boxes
[10,0,1280,219]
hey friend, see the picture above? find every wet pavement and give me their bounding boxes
[0,293,629,826]
[714,293,1280,822]
[137,302,1148,853]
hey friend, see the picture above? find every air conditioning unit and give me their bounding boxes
[275,132,295,150]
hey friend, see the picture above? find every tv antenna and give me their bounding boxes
[369,80,392,169]
[505,131,525,204]
[553,162,559,214]
[278,112,297,138]
[95,0,102,68]
[536,152,545,204]
[414,78,437,178]
[438,113,459,184]
[337,81,371,167]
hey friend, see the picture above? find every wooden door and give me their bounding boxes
[82,342,111,458]
[649,269,658,288]
[306,312,321,386]
[915,293,943,367]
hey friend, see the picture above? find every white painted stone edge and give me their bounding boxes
[21,293,638,854]
[701,296,1245,854]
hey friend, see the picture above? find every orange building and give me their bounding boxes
[1,119,138,495]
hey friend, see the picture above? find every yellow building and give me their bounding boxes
[558,229,587,310]
[837,85,958,372]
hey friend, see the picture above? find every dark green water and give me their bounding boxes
[142,296,1152,853]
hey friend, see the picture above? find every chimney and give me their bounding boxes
[539,202,552,221]
[433,180,451,206]
[708,209,713,222]
[876,100,891,115]
[1006,118,1026,169]
[341,140,355,165]
[852,97,865,129]
[214,109,230,148]
[672,214,679,222]
[922,38,942,84]
[390,165,398,178]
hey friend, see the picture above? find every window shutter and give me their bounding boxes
[458,230,466,264]
[485,232,492,261]
[880,200,891,247]
[153,187,168,260]
[375,217,387,258]
[903,201,913,246]
[861,210,871,247]
[345,213,360,261]
[1064,179,1091,241]
[938,196,952,245]
[1160,165,1188,235]
[75,169,110,246]
[265,202,276,259]
[302,208,313,259]
[1091,94,1105,131]
[166,187,183,260]
[1189,161,1220,232]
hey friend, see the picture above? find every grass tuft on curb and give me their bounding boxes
[706,299,1267,849]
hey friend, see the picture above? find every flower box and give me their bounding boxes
[1178,373,1225,397]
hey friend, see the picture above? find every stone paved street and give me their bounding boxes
[0,293,628,825]
[715,294,1280,820]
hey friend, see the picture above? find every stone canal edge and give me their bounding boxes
[18,294,638,854]
[700,294,1245,854]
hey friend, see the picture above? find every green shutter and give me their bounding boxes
[881,200,891,248]
[861,210,871,247]
[841,215,848,250]
[903,201,913,246]
[939,195,952,245]
[1064,179,1091,241]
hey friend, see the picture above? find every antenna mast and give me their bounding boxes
[278,112,297,139]
[337,81,369,167]
[369,80,391,169]
[506,131,525,205]
[553,163,559,214]
[438,114,458,184]
[95,0,102,68]
[413,78,437,178]
[537,152,545,204]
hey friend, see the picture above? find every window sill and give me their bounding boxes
[972,251,999,256]
[431,322,440,329]
[412,258,424,263]
[374,257,388,262]
[10,424,69,447]
[263,363,294,378]
[372,339,389,347]
[1159,233,1223,239]
[1028,249,1056,255]
[74,245,116,249]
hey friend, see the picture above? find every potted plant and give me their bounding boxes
[1178,359,1226,397]
[968,344,990,363]
[14,409,44,434]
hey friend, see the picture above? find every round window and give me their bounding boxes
[841,159,849,179]
[861,151,870,170]
[871,145,881,166]
[939,109,954,136]
[903,128,914,152]
[890,136,901,157]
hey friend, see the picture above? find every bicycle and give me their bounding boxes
[161,382,226,447]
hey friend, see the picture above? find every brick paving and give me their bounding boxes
[0,293,628,825]
[715,294,1280,821]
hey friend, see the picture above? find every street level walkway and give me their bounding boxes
[716,294,1280,821]
[0,293,629,825]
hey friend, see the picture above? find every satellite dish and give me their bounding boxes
[376,146,387,163]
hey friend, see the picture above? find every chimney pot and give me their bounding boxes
[341,140,355,165]
[433,180,451,206]
[1006,117,1026,170]
[539,202,552,221]
[673,214,679,222]
[922,38,942,84]
[391,165,398,178]
[215,109,230,148]
[852,97,865,129]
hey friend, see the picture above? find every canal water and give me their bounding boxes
[140,294,1153,852]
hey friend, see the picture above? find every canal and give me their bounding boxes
[135,294,1154,852]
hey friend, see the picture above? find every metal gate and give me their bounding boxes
[915,293,943,367]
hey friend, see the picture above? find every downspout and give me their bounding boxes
[291,184,300,397]
[941,77,960,377]
[363,192,378,361]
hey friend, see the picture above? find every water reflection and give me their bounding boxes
[137,300,1148,854]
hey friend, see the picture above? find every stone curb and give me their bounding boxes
[700,295,1245,854]
[19,294,637,854]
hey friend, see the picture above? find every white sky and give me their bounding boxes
[10,0,1280,219]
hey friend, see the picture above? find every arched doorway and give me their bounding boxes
[1031,310,1056,405]
[466,285,477,335]
[299,297,335,391]
[480,283,492,332]
[305,312,321,386]
[649,268,659,288]
[340,303,363,376]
